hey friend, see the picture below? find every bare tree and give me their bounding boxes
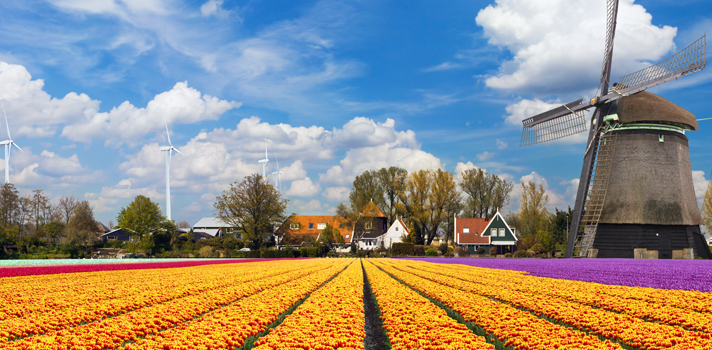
[176,220,191,229]
[67,201,98,254]
[0,183,20,227]
[58,195,79,225]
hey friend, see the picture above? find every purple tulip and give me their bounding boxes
[404,258,712,292]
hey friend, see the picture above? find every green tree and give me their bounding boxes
[117,195,172,240]
[517,182,554,253]
[376,167,408,225]
[319,223,345,251]
[349,170,385,214]
[214,174,289,250]
[460,168,514,219]
[44,221,66,245]
[67,201,98,254]
[552,207,573,249]
[399,169,460,245]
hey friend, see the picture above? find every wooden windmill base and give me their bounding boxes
[591,224,712,259]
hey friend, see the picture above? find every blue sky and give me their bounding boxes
[0,0,711,225]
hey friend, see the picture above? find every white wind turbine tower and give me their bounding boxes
[1,106,23,184]
[270,157,284,191]
[160,116,182,221]
[258,137,269,179]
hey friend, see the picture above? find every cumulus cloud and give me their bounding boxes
[0,61,240,144]
[3,148,101,188]
[692,170,709,207]
[476,0,677,95]
[496,139,508,149]
[285,177,321,197]
[289,199,324,215]
[85,178,165,214]
[322,186,350,202]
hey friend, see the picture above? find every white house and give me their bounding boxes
[358,218,409,250]
[192,217,239,238]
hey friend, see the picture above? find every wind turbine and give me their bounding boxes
[258,137,269,179]
[160,116,182,221]
[1,105,22,184]
[270,157,284,191]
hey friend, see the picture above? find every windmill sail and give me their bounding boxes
[600,0,620,90]
[520,104,588,146]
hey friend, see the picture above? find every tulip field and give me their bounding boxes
[1,258,712,349]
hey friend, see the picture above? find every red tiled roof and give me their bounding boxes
[359,201,386,218]
[277,215,354,244]
[456,218,490,244]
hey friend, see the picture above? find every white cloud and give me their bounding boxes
[289,199,325,215]
[509,171,570,211]
[496,139,508,149]
[332,117,418,149]
[285,177,321,197]
[477,151,495,161]
[692,170,709,207]
[86,178,165,214]
[322,186,350,202]
[422,62,464,73]
[200,0,227,17]
[62,81,240,145]
[504,98,591,144]
[3,148,101,188]
[476,0,677,94]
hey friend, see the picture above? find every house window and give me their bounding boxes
[317,223,326,230]
[499,228,505,237]
[290,223,299,230]
[370,209,375,213]
[490,228,496,236]
[463,228,469,233]
[345,235,350,239]
[339,224,344,228]
[395,226,399,231]
[365,222,372,229]
[308,223,314,230]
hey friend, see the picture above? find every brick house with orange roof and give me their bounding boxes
[275,215,354,248]
[455,210,517,255]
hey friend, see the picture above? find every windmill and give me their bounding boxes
[270,157,284,191]
[520,0,709,259]
[160,116,183,221]
[1,105,23,184]
[258,137,269,179]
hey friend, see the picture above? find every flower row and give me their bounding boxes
[373,259,623,350]
[124,259,352,349]
[4,260,336,349]
[405,260,712,332]
[253,260,366,350]
[363,260,494,350]
[384,260,712,349]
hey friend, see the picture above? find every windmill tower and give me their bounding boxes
[160,117,182,221]
[1,106,23,184]
[258,137,269,179]
[520,0,710,259]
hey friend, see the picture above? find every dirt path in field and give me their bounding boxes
[362,260,390,350]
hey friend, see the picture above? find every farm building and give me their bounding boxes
[101,228,131,242]
[455,211,517,255]
[192,217,239,238]
[275,215,354,249]
[356,201,389,250]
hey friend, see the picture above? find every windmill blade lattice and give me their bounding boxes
[613,35,706,93]
[520,109,587,146]
[600,0,619,88]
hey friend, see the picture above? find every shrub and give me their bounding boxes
[513,250,529,258]
[529,243,545,254]
[391,243,414,256]
[455,246,470,257]
[443,251,455,257]
[476,246,485,255]
[425,248,438,257]
[198,246,216,258]
[504,252,512,258]
[413,245,427,256]
[438,243,449,255]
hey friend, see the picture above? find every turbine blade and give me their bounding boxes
[163,115,172,146]
[173,147,184,156]
[12,142,22,153]
[2,105,10,140]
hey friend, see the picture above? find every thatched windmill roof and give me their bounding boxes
[617,91,699,130]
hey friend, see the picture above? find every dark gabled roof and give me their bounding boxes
[193,231,214,240]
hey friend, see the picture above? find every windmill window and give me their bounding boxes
[463,228,469,233]
[308,223,314,230]
[317,223,326,230]
[490,228,496,236]
[499,228,505,237]
[290,223,299,230]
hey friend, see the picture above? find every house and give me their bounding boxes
[275,215,354,249]
[93,222,111,239]
[192,217,239,238]
[455,210,518,255]
[375,217,409,249]
[192,231,214,242]
[101,228,131,242]
[356,201,389,250]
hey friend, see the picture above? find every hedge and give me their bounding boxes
[391,243,414,256]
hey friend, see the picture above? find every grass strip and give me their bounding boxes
[361,260,391,350]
